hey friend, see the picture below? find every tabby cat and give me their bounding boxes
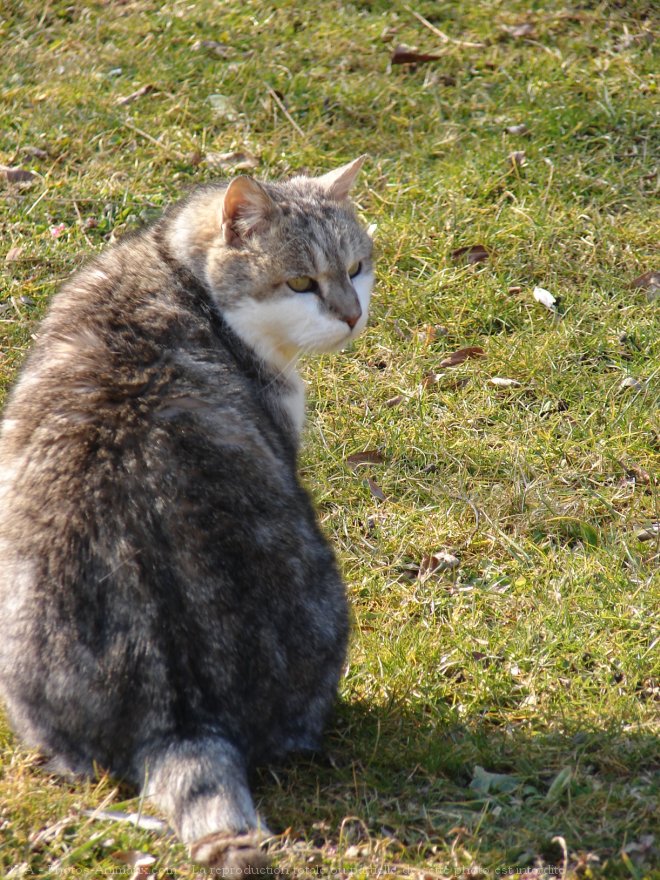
[0,157,373,872]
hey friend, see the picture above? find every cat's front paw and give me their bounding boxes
[190,830,271,874]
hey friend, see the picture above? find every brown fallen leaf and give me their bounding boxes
[506,123,529,135]
[509,150,527,167]
[5,246,24,262]
[347,450,385,469]
[21,145,49,159]
[415,323,447,346]
[501,22,536,38]
[636,523,659,542]
[450,244,490,264]
[630,270,660,290]
[619,376,646,392]
[1,166,38,184]
[367,478,388,501]
[422,371,443,388]
[442,376,470,391]
[508,285,523,295]
[205,150,260,171]
[624,462,652,485]
[391,43,443,64]
[116,84,155,105]
[192,38,232,58]
[418,551,460,579]
[380,26,399,43]
[384,394,405,408]
[439,346,485,368]
[540,398,568,416]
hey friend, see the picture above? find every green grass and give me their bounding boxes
[1,1,658,877]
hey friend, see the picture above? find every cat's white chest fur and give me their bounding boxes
[278,370,306,438]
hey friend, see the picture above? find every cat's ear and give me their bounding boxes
[221,177,274,245]
[316,155,367,201]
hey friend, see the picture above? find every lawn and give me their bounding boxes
[1,1,658,878]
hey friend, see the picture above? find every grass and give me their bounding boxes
[1,0,658,877]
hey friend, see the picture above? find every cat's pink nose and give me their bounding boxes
[344,308,361,329]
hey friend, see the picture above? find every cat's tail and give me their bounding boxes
[138,736,270,873]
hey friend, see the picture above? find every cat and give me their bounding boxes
[0,157,373,873]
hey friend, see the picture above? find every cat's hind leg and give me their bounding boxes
[138,736,270,872]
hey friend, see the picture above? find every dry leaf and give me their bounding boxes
[391,43,443,64]
[619,376,645,392]
[5,246,24,262]
[416,323,446,345]
[506,123,529,135]
[509,150,527,167]
[22,145,48,159]
[502,22,536,38]
[450,244,490,264]
[347,450,385,469]
[208,94,237,120]
[508,285,522,295]
[418,551,459,578]
[636,523,659,542]
[624,463,651,485]
[205,150,259,171]
[630,270,660,290]
[1,166,38,184]
[443,376,470,391]
[488,377,521,388]
[533,286,556,310]
[540,398,568,416]
[380,26,399,43]
[367,478,387,501]
[116,84,155,105]
[422,371,443,388]
[192,39,231,58]
[384,394,405,408]
[439,346,485,368]
[112,850,156,869]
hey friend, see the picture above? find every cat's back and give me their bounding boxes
[1,234,305,601]
[0,215,345,773]
[0,221,286,484]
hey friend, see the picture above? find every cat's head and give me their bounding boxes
[173,158,374,372]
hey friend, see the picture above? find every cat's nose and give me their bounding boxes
[343,306,362,329]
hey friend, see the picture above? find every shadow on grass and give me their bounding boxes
[255,698,659,875]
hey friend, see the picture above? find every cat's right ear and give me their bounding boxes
[221,177,274,245]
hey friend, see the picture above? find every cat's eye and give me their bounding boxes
[287,275,317,293]
[347,261,361,278]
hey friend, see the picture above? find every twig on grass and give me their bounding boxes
[265,85,305,138]
[120,120,188,162]
[405,6,486,49]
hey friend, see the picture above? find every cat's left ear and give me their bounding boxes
[221,176,274,245]
[316,155,367,201]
